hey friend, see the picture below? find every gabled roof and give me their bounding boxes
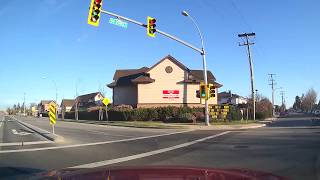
[39,100,53,105]
[218,91,242,99]
[113,67,149,81]
[61,99,74,107]
[147,55,189,72]
[107,55,222,88]
[76,92,103,102]
[188,70,216,82]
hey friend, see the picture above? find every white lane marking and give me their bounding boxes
[11,129,32,136]
[86,130,135,138]
[70,131,231,168]
[11,117,52,134]
[0,129,194,154]
[0,141,54,147]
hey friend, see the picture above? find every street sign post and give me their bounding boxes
[102,98,110,121]
[49,102,57,134]
[209,105,230,120]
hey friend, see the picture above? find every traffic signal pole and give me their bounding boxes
[100,9,211,125]
[100,10,203,54]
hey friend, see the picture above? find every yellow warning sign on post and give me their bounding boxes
[102,98,110,106]
[49,102,57,125]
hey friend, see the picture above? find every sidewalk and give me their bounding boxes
[58,118,266,130]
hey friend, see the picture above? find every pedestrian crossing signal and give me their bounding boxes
[88,0,103,27]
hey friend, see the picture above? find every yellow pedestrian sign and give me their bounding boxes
[49,102,57,125]
[102,97,110,106]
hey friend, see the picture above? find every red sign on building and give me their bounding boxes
[163,90,179,99]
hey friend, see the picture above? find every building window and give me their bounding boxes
[165,66,173,73]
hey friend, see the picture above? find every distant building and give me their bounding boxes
[218,91,248,105]
[107,55,222,108]
[38,100,54,116]
[60,99,75,118]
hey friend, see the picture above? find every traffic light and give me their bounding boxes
[208,84,216,98]
[196,90,200,98]
[147,16,156,37]
[88,0,103,27]
[199,83,207,99]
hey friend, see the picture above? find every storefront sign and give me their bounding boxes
[163,90,179,99]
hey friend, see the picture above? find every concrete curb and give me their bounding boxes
[60,118,266,130]
[188,123,266,131]
[12,116,63,142]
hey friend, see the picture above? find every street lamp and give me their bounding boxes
[182,10,210,126]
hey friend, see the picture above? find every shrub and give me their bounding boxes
[228,106,242,121]
[178,113,196,123]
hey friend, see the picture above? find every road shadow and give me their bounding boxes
[0,166,45,179]
[267,117,320,127]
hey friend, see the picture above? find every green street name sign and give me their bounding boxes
[109,17,128,28]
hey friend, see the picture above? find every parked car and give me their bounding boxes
[313,110,320,115]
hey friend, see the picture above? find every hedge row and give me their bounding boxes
[109,106,205,123]
[63,106,247,122]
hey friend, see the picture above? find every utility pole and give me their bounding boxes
[23,93,26,116]
[280,91,285,106]
[268,74,276,117]
[75,83,79,121]
[238,33,256,120]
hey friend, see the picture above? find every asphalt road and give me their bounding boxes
[0,116,49,147]
[0,114,319,180]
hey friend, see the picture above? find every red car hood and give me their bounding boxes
[35,166,287,180]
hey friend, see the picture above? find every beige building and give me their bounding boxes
[107,55,222,108]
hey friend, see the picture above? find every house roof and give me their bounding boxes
[218,91,242,99]
[39,100,54,105]
[131,75,155,84]
[76,92,103,102]
[188,70,216,83]
[113,67,149,81]
[147,55,189,72]
[107,55,222,88]
[61,99,74,107]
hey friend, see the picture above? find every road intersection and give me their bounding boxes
[0,114,319,180]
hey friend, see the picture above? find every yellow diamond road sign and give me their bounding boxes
[102,98,110,106]
[49,102,57,125]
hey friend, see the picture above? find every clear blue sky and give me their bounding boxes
[0,0,319,109]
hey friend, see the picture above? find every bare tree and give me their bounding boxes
[301,88,317,112]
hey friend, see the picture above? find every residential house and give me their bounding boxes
[38,100,54,116]
[107,55,222,108]
[72,92,104,112]
[60,99,75,118]
[218,91,248,105]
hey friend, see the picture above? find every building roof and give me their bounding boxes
[218,91,242,99]
[107,55,222,88]
[61,99,75,107]
[113,67,149,81]
[188,70,216,83]
[39,100,54,105]
[147,55,188,72]
[76,92,103,102]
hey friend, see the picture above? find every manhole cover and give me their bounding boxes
[234,145,249,149]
